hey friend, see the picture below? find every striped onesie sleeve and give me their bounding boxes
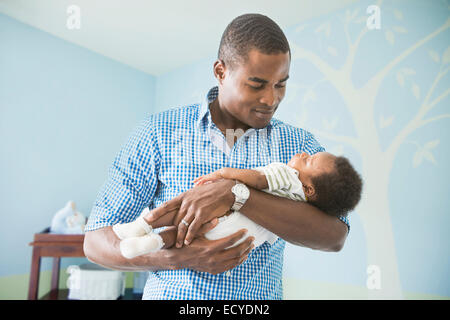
[254,162,306,202]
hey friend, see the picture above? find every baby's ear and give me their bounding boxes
[302,184,315,198]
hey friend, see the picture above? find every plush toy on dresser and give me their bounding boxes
[50,200,86,234]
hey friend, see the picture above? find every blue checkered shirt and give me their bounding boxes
[86,86,350,300]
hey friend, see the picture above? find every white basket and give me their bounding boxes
[67,263,126,300]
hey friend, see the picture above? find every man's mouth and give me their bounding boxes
[254,107,276,115]
[253,110,274,121]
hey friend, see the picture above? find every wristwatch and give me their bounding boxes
[231,181,250,211]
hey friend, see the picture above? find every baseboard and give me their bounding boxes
[283,277,450,300]
[0,269,135,300]
[1,273,448,300]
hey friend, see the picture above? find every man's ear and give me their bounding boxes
[213,59,226,84]
[303,184,315,199]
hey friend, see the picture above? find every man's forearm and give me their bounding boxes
[239,187,348,252]
[83,223,254,275]
[83,226,176,272]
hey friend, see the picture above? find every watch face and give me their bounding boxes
[233,183,249,199]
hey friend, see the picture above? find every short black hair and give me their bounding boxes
[308,156,363,218]
[218,13,291,71]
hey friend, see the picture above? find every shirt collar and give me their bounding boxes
[196,86,218,130]
[196,86,277,132]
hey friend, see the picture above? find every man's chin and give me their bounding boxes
[250,110,276,129]
[250,118,272,129]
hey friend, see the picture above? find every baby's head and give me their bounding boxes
[288,152,363,217]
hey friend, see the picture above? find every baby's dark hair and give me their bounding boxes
[308,156,363,218]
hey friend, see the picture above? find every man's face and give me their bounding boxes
[216,49,290,129]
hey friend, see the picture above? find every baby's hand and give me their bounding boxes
[193,171,223,186]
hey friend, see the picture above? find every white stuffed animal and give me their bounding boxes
[50,200,86,234]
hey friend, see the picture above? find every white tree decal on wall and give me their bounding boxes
[289,1,449,299]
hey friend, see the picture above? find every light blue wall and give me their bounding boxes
[154,58,214,112]
[287,0,449,298]
[1,0,449,298]
[152,0,450,298]
[0,13,156,275]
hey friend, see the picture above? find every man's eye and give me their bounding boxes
[249,84,285,90]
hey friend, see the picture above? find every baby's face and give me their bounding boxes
[288,152,336,184]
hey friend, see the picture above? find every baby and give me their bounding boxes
[112,151,363,259]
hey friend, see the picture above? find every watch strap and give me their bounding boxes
[231,200,245,211]
[231,180,249,212]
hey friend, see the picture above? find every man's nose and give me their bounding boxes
[259,88,278,107]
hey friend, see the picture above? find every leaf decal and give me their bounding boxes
[295,25,306,33]
[412,140,440,168]
[296,108,309,127]
[411,83,421,100]
[424,140,439,150]
[393,26,407,33]
[354,16,367,24]
[386,30,395,45]
[429,50,440,63]
[396,72,405,87]
[327,46,338,56]
[350,9,360,21]
[315,22,331,37]
[303,89,316,104]
[345,8,360,22]
[413,149,423,168]
[380,115,394,128]
[401,68,416,75]
[443,46,450,64]
[396,68,415,87]
[323,117,338,131]
[393,9,403,20]
[423,150,437,165]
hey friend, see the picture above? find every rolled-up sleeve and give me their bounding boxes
[85,117,161,232]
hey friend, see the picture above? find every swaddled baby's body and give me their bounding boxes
[204,163,305,247]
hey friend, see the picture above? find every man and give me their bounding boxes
[84,13,349,300]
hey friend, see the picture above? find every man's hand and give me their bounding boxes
[146,178,235,248]
[164,228,255,275]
